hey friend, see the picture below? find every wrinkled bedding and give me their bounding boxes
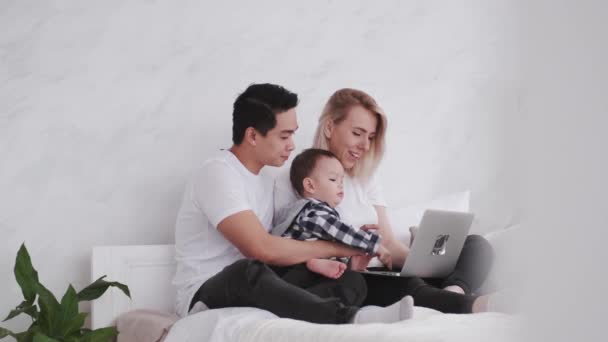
[164,306,522,342]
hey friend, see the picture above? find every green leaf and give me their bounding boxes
[65,338,82,342]
[64,337,83,342]
[34,283,60,336]
[32,333,60,342]
[55,285,79,337]
[1,326,15,339]
[60,286,78,319]
[3,300,38,322]
[62,313,87,338]
[81,327,118,342]
[14,325,39,342]
[77,276,130,302]
[14,244,40,303]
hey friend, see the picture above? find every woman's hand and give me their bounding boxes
[360,223,393,269]
[376,245,393,270]
[373,206,410,269]
[349,254,373,271]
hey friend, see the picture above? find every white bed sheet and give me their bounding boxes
[163,227,525,342]
[164,306,522,342]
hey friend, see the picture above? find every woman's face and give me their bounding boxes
[326,105,378,171]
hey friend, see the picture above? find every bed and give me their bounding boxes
[90,228,524,342]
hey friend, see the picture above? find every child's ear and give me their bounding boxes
[303,177,315,194]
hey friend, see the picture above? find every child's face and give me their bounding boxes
[307,157,345,208]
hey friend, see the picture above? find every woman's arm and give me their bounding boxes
[374,205,410,269]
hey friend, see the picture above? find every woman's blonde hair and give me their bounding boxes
[312,88,387,181]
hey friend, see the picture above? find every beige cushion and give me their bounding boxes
[116,309,179,342]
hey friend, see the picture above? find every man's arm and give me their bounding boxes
[217,210,363,266]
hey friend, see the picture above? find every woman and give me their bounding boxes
[274,88,495,313]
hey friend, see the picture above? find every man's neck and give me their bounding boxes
[229,145,263,175]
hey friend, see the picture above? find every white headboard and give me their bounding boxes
[90,245,176,329]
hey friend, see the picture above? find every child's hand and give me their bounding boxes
[376,245,393,270]
[349,254,373,271]
[359,224,380,232]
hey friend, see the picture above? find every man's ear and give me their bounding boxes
[303,177,315,194]
[324,120,334,139]
[245,127,257,146]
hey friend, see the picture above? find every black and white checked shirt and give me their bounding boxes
[282,198,382,255]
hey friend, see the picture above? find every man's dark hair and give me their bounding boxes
[290,148,338,197]
[232,83,299,145]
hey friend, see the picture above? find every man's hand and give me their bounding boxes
[376,245,393,270]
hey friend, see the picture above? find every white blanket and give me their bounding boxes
[164,227,524,342]
[164,307,522,342]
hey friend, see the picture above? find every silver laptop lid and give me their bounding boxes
[400,209,474,278]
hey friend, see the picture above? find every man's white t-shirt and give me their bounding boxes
[273,167,387,230]
[173,150,274,317]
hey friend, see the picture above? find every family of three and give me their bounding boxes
[172,83,495,325]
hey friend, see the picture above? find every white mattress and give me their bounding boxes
[163,307,522,342]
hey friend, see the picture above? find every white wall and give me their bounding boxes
[513,2,608,341]
[0,0,519,330]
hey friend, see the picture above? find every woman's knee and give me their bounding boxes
[466,235,493,250]
[464,235,495,267]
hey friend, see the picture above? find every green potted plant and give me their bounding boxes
[0,244,130,342]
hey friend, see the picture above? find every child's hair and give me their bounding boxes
[290,148,339,197]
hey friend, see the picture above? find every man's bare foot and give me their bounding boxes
[306,259,347,279]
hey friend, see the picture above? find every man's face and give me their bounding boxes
[256,108,298,167]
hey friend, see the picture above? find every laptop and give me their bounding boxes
[360,209,474,278]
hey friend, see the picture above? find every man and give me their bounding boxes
[173,83,412,324]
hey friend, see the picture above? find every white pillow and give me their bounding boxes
[477,224,524,294]
[387,191,471,246]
